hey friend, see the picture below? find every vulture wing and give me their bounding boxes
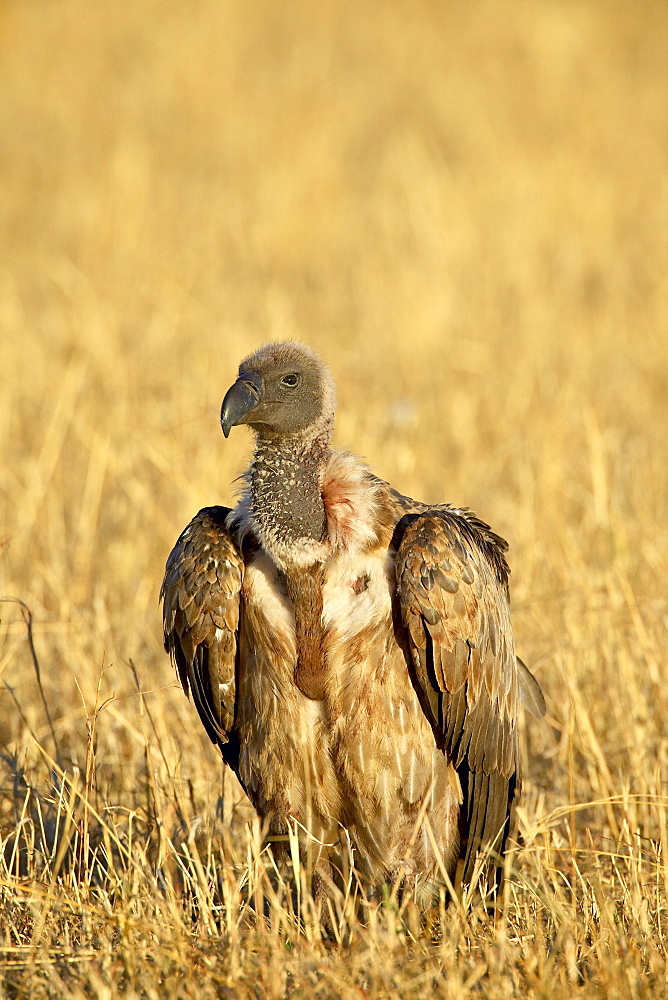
[395,509,521,885]
[161,506,243,754]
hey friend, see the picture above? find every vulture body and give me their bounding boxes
[161,342,544,902]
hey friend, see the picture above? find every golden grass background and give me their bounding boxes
[1,0,667,996]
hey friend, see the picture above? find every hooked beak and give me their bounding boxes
[220,371,263,438]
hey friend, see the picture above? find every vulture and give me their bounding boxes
[161,341,545,905]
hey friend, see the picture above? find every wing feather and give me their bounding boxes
[395,509,531,885]
[161,506,243,751]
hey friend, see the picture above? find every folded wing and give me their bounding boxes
[395,509,521,885]
[161,506,244,752]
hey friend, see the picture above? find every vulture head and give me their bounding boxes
[220,341,336,442]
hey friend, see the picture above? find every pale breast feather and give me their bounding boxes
[322,546,394,645]
[240,550,297,687]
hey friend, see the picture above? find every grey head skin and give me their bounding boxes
[220,341,336,443]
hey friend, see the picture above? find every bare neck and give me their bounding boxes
[249,420,332,565]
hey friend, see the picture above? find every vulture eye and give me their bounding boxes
[280,373,300,389]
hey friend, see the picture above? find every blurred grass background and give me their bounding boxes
[0,0,667,996]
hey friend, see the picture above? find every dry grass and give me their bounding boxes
[1,0,667,995]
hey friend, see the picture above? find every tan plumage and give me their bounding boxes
[161,342,545,901]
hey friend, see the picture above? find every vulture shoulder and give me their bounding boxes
[395,508,521,883]
[161,506,244,756]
